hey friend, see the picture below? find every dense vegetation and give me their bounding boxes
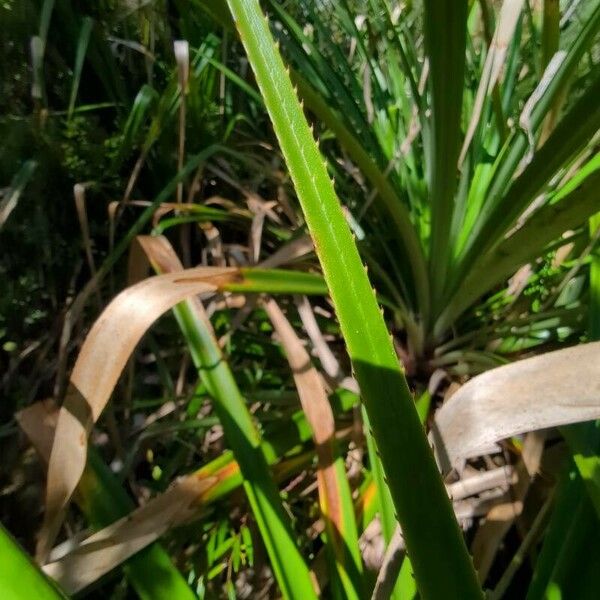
[1,0,599,598]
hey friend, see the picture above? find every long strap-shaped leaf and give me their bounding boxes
[0,524,67,600]
[225,1,482,598]
[423,0,468,316]
[432,342,600,474]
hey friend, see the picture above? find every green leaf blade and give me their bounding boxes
[226,1,482,597]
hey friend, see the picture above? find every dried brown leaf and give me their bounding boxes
[15,399,59,466]
[459,0,525,165]
[263,299,342,531]
[38,261,240,561]
[432,342,600,474]
[42,474,216,593]
[471,432,545,582]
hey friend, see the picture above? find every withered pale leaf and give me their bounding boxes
[432,342,600,474]
[258,234,314,268]
[39,264,240,561]
[459,0,525,166]
[264,299,341,528]
[15,399,59,466]
[42,474,216,594]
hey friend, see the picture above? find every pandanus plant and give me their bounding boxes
[216,0,600,596]
[3,1,600,599]
[262,0,600,360]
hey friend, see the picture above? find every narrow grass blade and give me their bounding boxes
[30,36,45,104]
[541,0,560,71]
[201,55,263,104]
[73,184,100,297]
[539,0,564,141]
[113,84,158,168]
[67,17,93,120]
[459,0,524,166]
[225,2,482,597]
[0,524,66,600]
[174,40,189,204]
[39,0,55,46]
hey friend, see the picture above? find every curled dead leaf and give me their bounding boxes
[39,263,241,562]
[42,474,217,594]
[432,342,600,474]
